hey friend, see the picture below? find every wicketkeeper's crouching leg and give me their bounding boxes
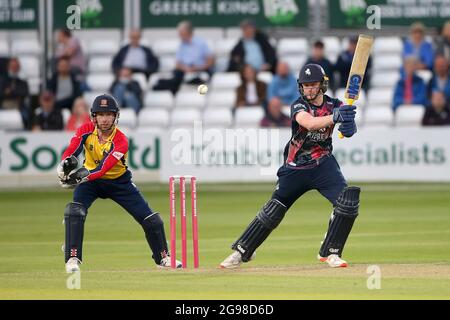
[319,186,360,259]
[64,202,86,263]
[140,212,170,265]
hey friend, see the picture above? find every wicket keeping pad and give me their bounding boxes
[64,202,86,262]
[319,186,360,257]
[232,199,287,262]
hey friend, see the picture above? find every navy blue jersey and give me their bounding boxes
[283,95,342,168]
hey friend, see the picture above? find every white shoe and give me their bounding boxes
[219,250,256,269]
[159,256,182,269]
[65,257,81,273]
[318,254,348,268]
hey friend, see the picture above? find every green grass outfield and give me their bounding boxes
[0,182,449,300]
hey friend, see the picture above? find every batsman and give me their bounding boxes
[221,64,360,268]
[58,94,181,272]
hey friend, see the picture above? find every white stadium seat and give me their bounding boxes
[18,56,39,78]
[174,91,206,109]
[86,74,115,92]
[144,91,174,109]
[364,107,394,127]
[171,109,201,127]
[142,28,178,41]
[277,38,308,56]
[395,105,425,127]
[235,107,265,128]
[373,37,403,55]
[370,71,400,88]
[203,108,233,128]
[322,36,341,56]
[257,72,273,84]
[118,108,137,129]
[195,28,224,41]
[87,39,119,56]
[214,56,230,72]
[416,70,433,84]
[214,38,238,56]
[211,72,241,90]
[367,88,394,106]
[88,56,113,73]
[225,27,241,39]
[152,39,180,56]
[0,110,23,130]
[159,56,176,73]
[373,54,402,71]
[0,41,9,55]
[131,73,148,90]
[62,109,71,126]
[207,90,236,109]
[73,29,122,44]
[11,39,41,55]
[281,55,307,75]
[27,78,41,95]
[138,109,170,128]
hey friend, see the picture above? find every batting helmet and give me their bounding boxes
[91,94,119,116]
[297,63,329,99]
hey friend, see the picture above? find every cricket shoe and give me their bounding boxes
[219,250,256,269]
[317,254,348,268]
[159,256,182,269]
[65,257,81,273]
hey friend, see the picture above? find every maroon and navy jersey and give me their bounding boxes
[283,95,342,168]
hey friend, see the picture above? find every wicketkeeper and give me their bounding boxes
[220,64,360,268]
[58,94,181,272]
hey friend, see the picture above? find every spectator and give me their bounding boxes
[260,97,290,127]
[47,57,82,111]
[153,21,214,94]
[267,61,299,106]
[55,28,86,77]
[65,97,91,131]
[436,21,450,63]
[33,91,63,131]
[110,67,143,113]
[335,36,372,89]
[305,40,335,90]
[0,57,30,128]
[428,55,450,100]
[228,19,277,73]
[236,64,267,107]
[422,91,450,126]
[403,22,434,70]
[393,56,427,111]
[112,29,159,79]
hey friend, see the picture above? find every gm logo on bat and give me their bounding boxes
[347,74,362,99]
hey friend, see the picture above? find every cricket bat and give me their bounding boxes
[339,34,374,139]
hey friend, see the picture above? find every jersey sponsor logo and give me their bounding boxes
[293,103,305,111]
[112,151,124,160]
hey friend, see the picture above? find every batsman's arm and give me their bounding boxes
[295,111,334,131]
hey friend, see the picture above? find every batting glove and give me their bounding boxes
[332,105,356,123]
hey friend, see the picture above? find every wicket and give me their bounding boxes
[169,175,199,269]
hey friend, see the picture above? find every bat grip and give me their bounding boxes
[338,99,355,139]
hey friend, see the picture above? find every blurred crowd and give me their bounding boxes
[1,19,450,132]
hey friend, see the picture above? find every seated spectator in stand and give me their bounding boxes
[403,22,434,71]
[305,40,335,90]
[422,91,450,125]
[55,28,86,77]
[32,91,63,131]
[428,55,450,100]
[267,61,299,106]
[153,21,214,94]
[335,36,371,89]
[393,56,427,111]
[110,67,143,113]
[228,19,277,73]
[65,97,91,131]
[236,64,267,107]
[112,29,159,79]
[47,57,82,111]
[436,21,450,63]
[0,57,30,128]
[260,97,290,127]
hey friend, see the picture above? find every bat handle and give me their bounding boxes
[338,99,355,139]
